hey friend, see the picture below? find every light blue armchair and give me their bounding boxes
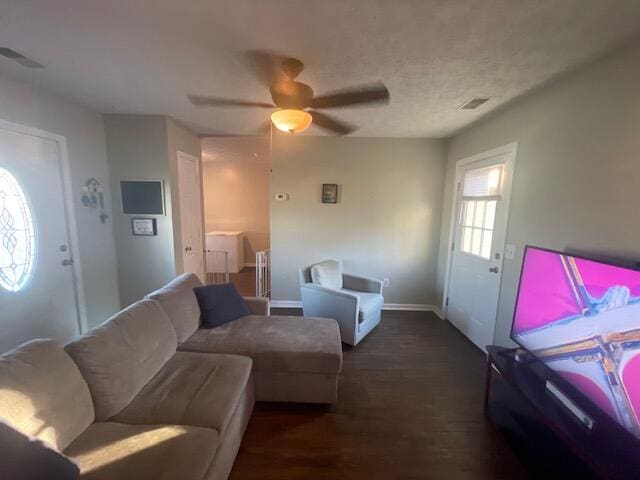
[299,260,384,346]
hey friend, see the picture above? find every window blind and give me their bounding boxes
[462,165,504,199]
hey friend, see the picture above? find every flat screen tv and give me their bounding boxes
[511,246,640,439]
[120,180,164,215]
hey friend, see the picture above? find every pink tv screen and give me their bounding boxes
[512,247,640,438]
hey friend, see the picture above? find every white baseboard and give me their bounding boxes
[270,300,443,316]
[244,262,257,268]
[270,300,302,308]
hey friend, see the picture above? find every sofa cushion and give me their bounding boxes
[310,260,343,290]
[194,283,251,328]
[0,339,94,451]
[145,273,203,343]
[65,300,177,421]
[340,289,384,323]
[179,315,343,375]
[0,420,80,480]
[111,352,252,437]
[64,422,218,480]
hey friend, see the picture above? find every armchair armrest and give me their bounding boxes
[243,296,270,316]
[300,284,360,345]
[342,274,383,294]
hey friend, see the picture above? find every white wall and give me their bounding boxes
[0,75,120,330]
[271,136,446,306]
[436,40,640,346]
[202,140,271,262]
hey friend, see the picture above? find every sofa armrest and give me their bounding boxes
[342,274,383,294]
[244,296,270,316]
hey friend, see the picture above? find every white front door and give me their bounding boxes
[177,151,204,281]
[0,122,82,353]
[445,145,516,352]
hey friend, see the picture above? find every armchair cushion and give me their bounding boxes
[310,260,343,290]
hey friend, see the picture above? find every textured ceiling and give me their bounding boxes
[1,1,640,138]
[202,137,270,163]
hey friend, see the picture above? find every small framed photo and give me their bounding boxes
[131,217,157,236]
[322,184,338,204]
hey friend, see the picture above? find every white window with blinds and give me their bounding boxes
[458,165,504,260]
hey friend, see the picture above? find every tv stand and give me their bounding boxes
[485,345,640,480]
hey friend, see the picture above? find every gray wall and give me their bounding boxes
[271,136,446,305]
[0,75,120,330]
[104,115,176,307]
[436,40,640,346]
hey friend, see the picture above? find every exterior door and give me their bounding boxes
[0,122,81,353]
[177,151,204,281]
[446,146,516,352]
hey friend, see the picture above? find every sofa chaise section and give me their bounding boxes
[146,273,343,404]
[180,315,342,403]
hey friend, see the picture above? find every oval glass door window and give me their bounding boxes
[0,168,36,292]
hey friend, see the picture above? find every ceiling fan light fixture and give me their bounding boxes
[270,109,312,134]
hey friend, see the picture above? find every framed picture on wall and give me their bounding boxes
[322,184,338,204]
[131,218,157,236]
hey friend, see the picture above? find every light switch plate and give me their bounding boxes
[505,244,516,260]
[275,193,289,201]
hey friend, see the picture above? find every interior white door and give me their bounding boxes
[446,148,515,352]
[177,151,204,281]
[0,123,81,353]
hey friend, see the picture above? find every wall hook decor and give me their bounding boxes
[81,177,109,223]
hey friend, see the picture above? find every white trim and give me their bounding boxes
[270,300,442,315]
[244,262,257,268]
[0,118,89,334]
[441,142,518,325]
[177,150,205,280]
[270,300,302,308]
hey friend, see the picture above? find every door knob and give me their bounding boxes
[489,266,499,274]
[61,259,74,267]
[185,246,192,252]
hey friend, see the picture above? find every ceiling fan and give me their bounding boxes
[188,51,390,136]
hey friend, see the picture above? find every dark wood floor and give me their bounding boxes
[229,267,258,297]
[230,309,527,480]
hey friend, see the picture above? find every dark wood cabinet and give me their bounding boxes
[485,345,640,480]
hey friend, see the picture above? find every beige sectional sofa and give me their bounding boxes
[0,274,343,479]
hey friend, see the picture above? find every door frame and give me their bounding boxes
[441,142,518,325]
[176,150,205,279]
[0,118,88,334]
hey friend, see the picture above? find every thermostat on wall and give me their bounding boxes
[275,193,290,201]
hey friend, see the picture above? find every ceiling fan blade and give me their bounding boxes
[188,95,273,108]
[310,82,390,109]
[309,110,357,135]
[243,49,288,88]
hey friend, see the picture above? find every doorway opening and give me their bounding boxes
[200,137,271,297]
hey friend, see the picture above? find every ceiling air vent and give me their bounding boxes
[0,48,44,68]
[460,98,489,110]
